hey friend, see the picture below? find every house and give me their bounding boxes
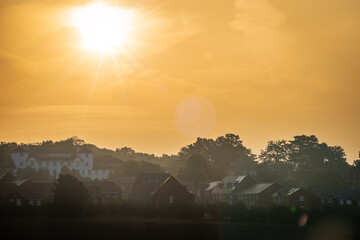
[0,171,17,183]
[308,186,360,208]
[6,191,26,206]
[237,183,281,208]
[0,172,30,203]
[3,177,53,206]
[130,173,171,202]
[109,176,136,200]
[17,180,54,206]
[150,176,195,206]
[11,147,116,179]
[272,188,312,208]
[84,179,121,203]
[211,175,256,203]
[204,181,221,202]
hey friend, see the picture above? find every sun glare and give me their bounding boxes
[70,2,134,53]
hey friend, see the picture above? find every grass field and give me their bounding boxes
[0,216,357,240]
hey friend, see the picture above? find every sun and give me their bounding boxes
[70,2,134,53]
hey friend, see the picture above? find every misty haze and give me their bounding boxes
[0,0,360,240]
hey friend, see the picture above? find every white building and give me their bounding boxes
[11,147,112,179]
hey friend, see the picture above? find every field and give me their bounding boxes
[0,216,357,240]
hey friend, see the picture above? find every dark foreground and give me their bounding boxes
[0,217,358,240]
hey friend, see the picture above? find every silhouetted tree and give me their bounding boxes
[112,160,163,176]
[178,154,211,185]
[0,142,17,169]
[178,134,256,179]
[259,140,292,168]
[60,165,70,175]
[52,174,89,216]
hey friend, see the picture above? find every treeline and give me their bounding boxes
[1,134,359,187]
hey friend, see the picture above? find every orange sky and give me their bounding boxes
[0,0,359,162]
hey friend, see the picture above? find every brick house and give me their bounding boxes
[272,188,312,208]
[84,179,121,203]
[130,173,171,202]
[150,176,195,206]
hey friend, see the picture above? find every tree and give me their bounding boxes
[354,160,360,168]
[178,134,256,179]
[0,142,17,169]
[352,151,360,168]
[60,165,70,175]
[52,174,89,216]
[178,154,211,184]
[260,135,349,172]
[113,161,163,176]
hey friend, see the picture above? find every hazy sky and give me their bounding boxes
[0,0,359,162]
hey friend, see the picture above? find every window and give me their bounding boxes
[16,199,22,206]
[36,200,41,206]
[30,161,34,166]
[20,162,23,167]
[346,199,352,205]
[85,162,89,167]
[327,197,333,204]
[29,200,34,205]
[169,195,174,204]
[299,195,305,202]
[340,199,344,205]
[321,198,325,204]
[42,162,46,167]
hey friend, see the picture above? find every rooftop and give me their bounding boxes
[238,183,275,195]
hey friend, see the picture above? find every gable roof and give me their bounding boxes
[238,183,276,195]
[0,182,18,197]
[205,181,221,192]
[272,188,302,197]
[136,173,171,193]
[150,176,194,200]
[0,172,16,183]
[211,175,253,195]
[222,175,247,183]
